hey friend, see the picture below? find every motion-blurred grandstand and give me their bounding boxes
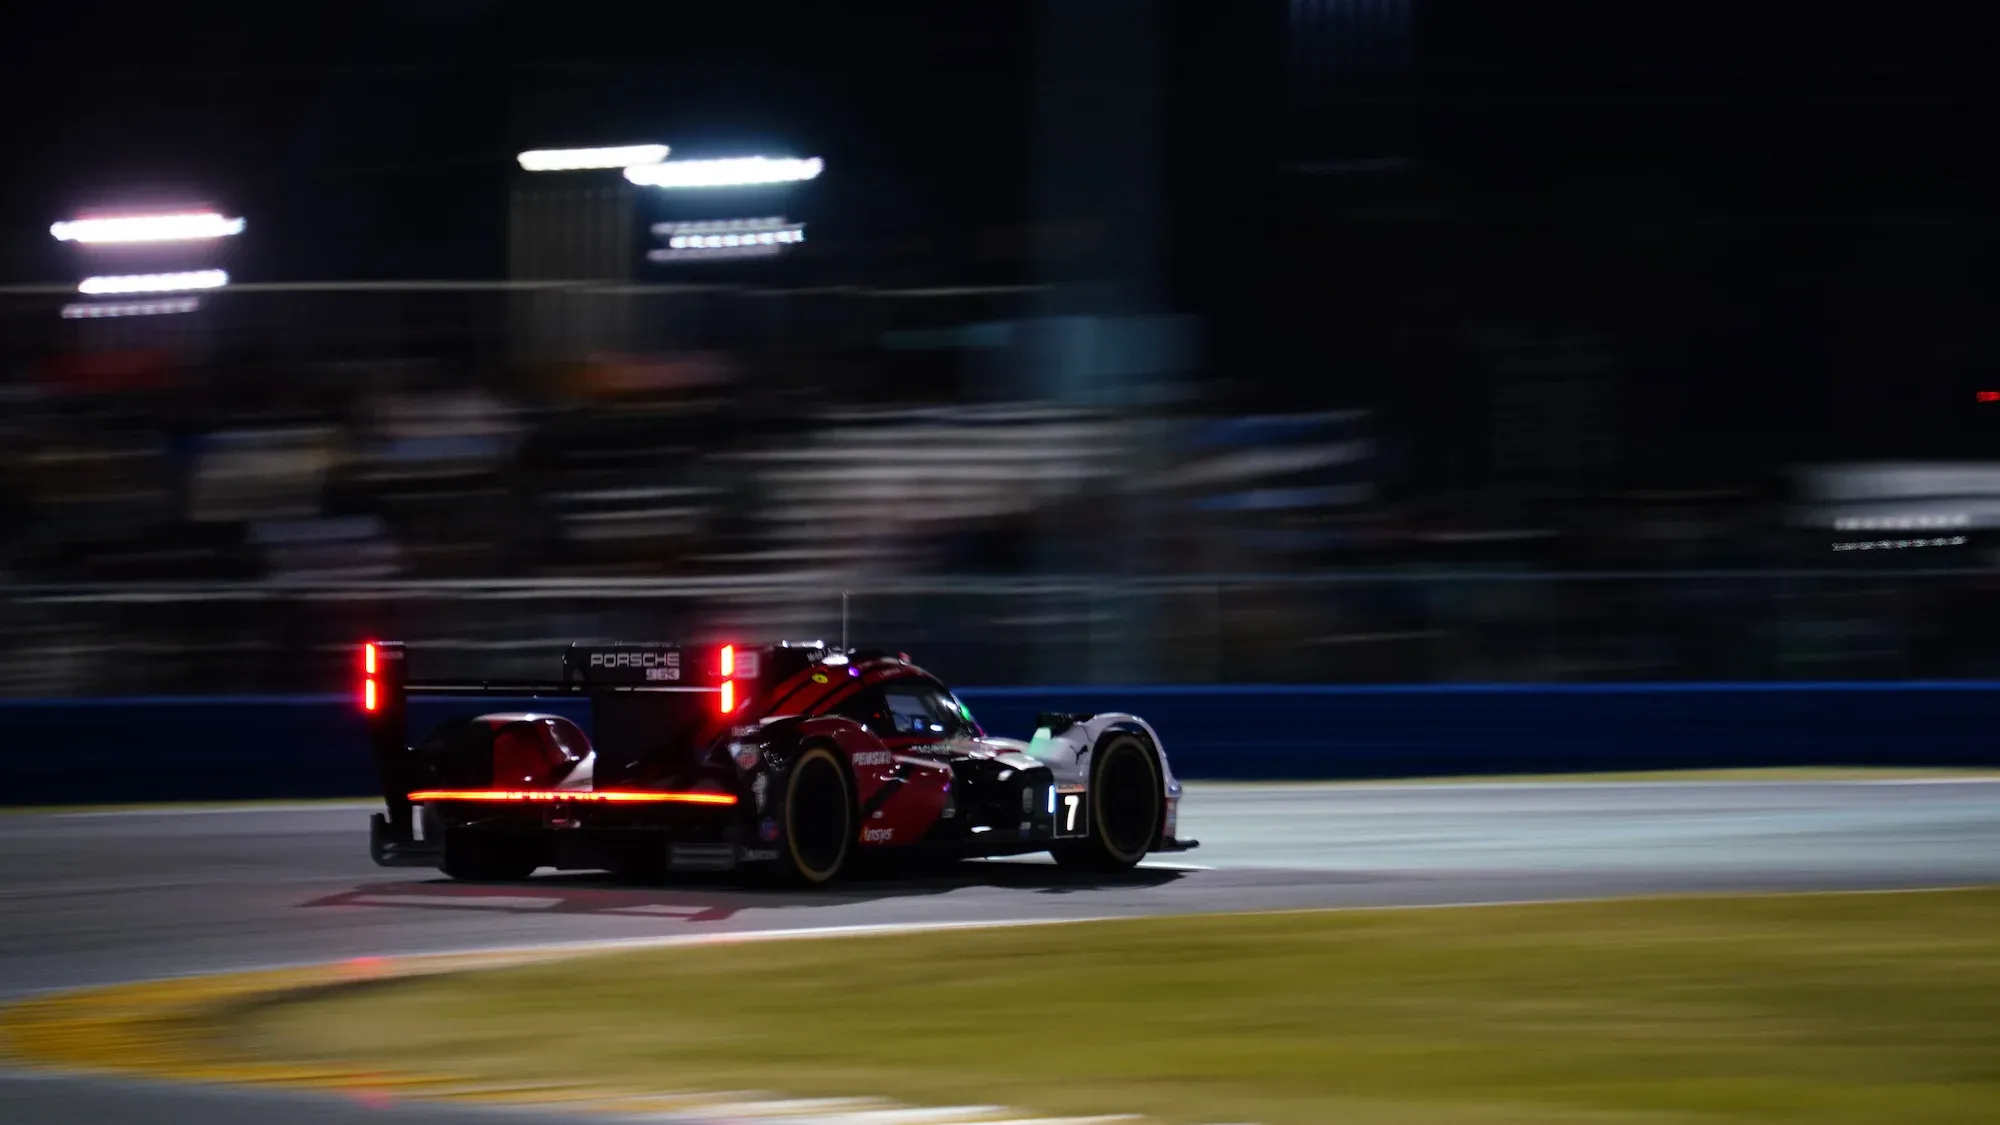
[3,281,1998,695]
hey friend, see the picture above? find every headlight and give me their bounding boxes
[729,741,763,771]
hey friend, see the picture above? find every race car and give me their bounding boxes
[362,639,1196,885]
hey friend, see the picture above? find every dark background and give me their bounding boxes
[6,2,2000,694]
[6,2,1997,471]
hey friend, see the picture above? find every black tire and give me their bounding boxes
[774,745,854,886]
[1053,732,1161,872]
[439,830,539,882]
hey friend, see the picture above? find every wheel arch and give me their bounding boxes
[1078,713,1180,794]
[776,736,860,885]
[1081,716,1171,852]
[794,732,860,795]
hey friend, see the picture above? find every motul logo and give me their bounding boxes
[590,652,679,669]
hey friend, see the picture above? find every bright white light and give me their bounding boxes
[78,269,229,295]
[517,144,669,171]
[50,212,245,244]
[624,156,824,189]
[60,297,201,319]
[647,216,804,262]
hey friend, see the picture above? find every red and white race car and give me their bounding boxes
[364,640,1195,885]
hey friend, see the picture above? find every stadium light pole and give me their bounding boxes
[52,205,241,327]
[506,145,669,365]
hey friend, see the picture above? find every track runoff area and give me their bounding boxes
[2,773,1999,1125]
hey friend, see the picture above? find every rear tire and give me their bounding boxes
[773,746,854,886]
[1052,732,1160,872]
[439,831,539,882]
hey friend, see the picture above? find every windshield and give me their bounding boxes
[881,684,977,738]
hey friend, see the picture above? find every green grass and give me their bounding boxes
[228,889,2000,1125]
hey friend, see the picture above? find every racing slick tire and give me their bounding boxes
[439,830,539,882]
[1052,732,1161,872]
[772,744,855,886]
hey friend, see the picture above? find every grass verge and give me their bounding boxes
[226,889,2000,1125]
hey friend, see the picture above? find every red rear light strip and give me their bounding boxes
[362,642,379,712]
[407,789,738,806]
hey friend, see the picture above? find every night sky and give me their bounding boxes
[8,3,1996,281]
[0,2,1038,283]
[6,1,1998,473]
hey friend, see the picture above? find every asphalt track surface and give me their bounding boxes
[4,779,2000,1122]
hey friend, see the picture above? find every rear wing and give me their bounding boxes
[362,640,757,837]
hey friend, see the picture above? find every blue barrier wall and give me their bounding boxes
[1,684,1994,804]
[964,684,2000,780]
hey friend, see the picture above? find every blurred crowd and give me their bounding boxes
[3,350,779,583]
[0,349,1877,589]
[3,289,1996,695]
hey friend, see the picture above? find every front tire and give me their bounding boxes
[439,830,539,882]
[1053,732,1161,872]
[774,746,854,886]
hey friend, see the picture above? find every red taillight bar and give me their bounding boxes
[361,641,379,712]
[406,789,738,806]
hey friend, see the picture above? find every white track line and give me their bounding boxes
[46,801,377,818]
[1188,777,2000,793]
